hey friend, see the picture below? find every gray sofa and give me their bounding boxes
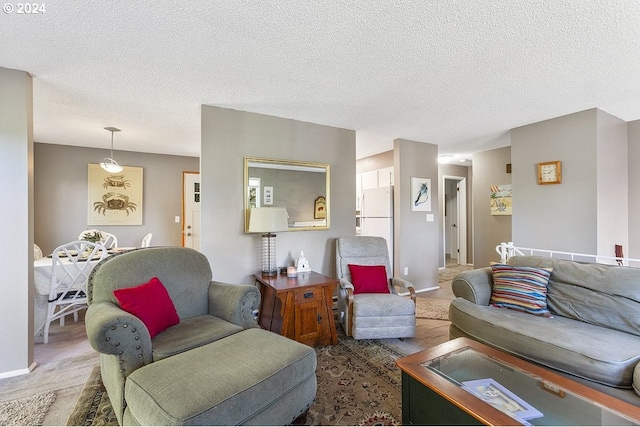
[450,255,640,405]
[85,247,317,425]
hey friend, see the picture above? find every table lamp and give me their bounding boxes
[248,207,289,276]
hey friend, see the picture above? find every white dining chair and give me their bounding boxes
[34,244,44,260]
[141,233,152,247]
[99,232,118,249]
[43,240,107,343]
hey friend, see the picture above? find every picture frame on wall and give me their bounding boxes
[314,196,326,219]
[490,184,512,215]
[88,163,143,225]
[411,177,431,212]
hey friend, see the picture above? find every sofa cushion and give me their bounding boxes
[151,314,243,361]
[125,328,317,426]
[490,264,552,317]
[348,264,390,294]
[510,256,640,337]
[449,297,640,388]
[114,277,179,338]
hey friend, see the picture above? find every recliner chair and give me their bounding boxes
[335,236,416,339]
[85,246,316,425]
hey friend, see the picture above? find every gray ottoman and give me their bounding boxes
[122,328,317,425]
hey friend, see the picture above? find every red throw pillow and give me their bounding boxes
[113,277,180,338]
[348,264,390,294]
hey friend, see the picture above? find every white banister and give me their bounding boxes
[495,242,640,267]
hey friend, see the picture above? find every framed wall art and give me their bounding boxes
[88,164,143,225]
[411,177,431,212]
[314,196,327,219]
[490,184,512,216]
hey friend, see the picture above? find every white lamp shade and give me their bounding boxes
[248,207,289,233]
[100,158,124,173]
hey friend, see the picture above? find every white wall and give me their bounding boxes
[0,67,34,376]
[200,106,356,284]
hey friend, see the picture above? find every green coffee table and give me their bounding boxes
[397,338,640,425]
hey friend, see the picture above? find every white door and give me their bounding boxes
[182,172,200,251]
[447,180,460,262]
[442,176,467,266]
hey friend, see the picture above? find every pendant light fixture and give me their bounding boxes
[100,127,124,173]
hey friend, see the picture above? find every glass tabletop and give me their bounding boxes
[421,346,638,426]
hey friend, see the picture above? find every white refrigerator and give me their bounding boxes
[361,186,394,270]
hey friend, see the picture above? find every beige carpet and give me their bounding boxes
[0,390,56,426]
[415,298,451,320]
[439,264,471,283]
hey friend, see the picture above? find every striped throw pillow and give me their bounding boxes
[490,264,553,317]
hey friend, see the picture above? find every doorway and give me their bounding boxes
[182,171,200,251]
[442,176,467,266]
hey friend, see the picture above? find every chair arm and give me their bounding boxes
[208,281,260,329]
[451,267,493,306]
[85,302,153,375]
[339,278,354,291]
[391,277,416,302]
[338,278,355,336]
[339,278,355,306]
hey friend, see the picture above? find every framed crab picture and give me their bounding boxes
[88,164,143,225]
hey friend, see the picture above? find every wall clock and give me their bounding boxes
[537,161,562,185]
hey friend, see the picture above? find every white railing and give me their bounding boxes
[495,242,640,268]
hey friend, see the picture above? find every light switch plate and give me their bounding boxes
[426,214,434,222]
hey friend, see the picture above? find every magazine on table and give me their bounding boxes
[462,378,543,423]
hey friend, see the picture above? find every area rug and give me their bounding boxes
[67,333,406,426]
[415,298,451,320]
[0,390,56,426]
[66,367,117,426]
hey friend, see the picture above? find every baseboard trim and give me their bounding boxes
[0,361,37,379]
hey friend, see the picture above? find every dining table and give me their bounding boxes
[32,247,135,337]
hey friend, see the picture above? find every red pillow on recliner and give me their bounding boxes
[348,264,390,295]
[113,277,180,338]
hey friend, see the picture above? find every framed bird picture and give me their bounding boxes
[411,177,431,212]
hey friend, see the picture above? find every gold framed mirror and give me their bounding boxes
[244,157,330,232]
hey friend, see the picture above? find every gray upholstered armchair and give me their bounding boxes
[335,236,416,339]
[84,247,274,425]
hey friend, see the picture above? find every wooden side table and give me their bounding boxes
[255,271,338,347]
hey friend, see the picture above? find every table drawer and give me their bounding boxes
[294,287,322,303]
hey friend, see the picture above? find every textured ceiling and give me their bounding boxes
[2,1,640,161]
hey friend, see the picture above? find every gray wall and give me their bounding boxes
[34,143,199,254]
[511,108,629,257]
[200,106,356,284]
[629,120,640,259]
[472,146,512,267]
[394,138,440,290]
[596,110,628,258]
[356,151,393,173]
[0,68,34,375]
[512,109,598,253]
